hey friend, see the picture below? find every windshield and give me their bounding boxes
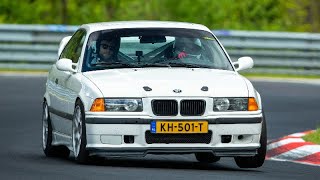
[82,28,233,72]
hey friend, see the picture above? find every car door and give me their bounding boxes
[50,29,86,138]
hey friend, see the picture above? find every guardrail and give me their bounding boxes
[0,24,77,70]
[0,24,320,75]
[214,30,320,75]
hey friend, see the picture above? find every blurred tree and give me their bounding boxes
[309,0,320,32]
[282,0,320,32]
[105,0,120,19]
[0,0,318,32]
[61,0,68,24]
[160,0,285,31]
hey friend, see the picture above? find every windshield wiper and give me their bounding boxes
[165,62,212,68]
[92,62,211,69]
[92,62,140,68]
[139,63,171,68]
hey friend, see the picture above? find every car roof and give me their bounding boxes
[80,21,212,34]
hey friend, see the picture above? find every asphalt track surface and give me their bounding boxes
[0,75,319,180]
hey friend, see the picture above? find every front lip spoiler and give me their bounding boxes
[87,147,258,157]
[85,117,263,124]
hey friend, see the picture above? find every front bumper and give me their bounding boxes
[85,114,263,157]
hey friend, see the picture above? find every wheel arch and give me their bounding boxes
[75,90,97,112]
[74,95,89,111]
[43,92,51,106]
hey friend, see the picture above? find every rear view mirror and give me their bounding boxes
[233,56,254,71]
[140,35,166,44]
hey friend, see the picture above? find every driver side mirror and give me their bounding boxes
[56,58,76,73]
[233,56,254,71]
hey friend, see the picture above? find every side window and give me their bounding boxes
[60,29,86,63]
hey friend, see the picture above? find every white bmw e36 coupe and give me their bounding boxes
[42,21,267,168]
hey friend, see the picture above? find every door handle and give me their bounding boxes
[55,78,58,84]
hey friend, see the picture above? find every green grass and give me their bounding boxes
[303,128,320,144]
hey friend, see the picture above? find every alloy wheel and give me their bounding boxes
[72,106,82,158]
[42,103,49,150]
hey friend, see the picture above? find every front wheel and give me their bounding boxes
[42,101,69,158]
[234,115,267,168]
[42,101,55,156]
[72,100,89,164]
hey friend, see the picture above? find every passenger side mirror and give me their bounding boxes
[233,56,254,71]
[56,58,76,73]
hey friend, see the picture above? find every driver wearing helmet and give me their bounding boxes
[91,33,121,64]
[173,37,202,59]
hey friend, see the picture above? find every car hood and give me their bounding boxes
[83,68,249,97]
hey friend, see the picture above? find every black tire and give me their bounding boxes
[42,101,55,157]
[195,152,221,163]
[42,101,70,158]
[234,114,267,168]
[54,146,71,158]
[73,100,89,164]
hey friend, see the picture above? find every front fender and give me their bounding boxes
[74,74,104,112]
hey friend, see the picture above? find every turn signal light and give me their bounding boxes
[248,97,259,111]
[90,98,105,112]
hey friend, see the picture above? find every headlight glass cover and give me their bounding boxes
[213,98,248,111]
[105,99,143,112]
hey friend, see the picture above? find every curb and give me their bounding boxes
[266,130,320,166]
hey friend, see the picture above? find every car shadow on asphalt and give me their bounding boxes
[32,153,262,172]
[91,158,257,172]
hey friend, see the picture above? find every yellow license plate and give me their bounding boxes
[150,121,208,134]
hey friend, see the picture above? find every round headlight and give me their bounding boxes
[106,99,121,111]
[124,100,139,111]
[233,98,247,111]
[214,98,230,111]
